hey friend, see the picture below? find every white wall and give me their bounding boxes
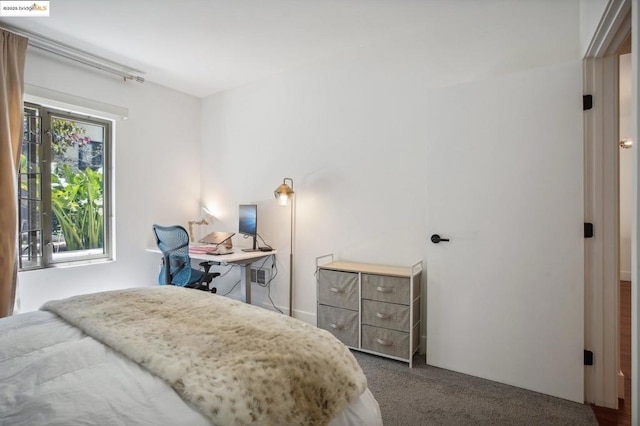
[17,50,202,312]
[200,0,582,329]
[580,0,610,56]
[620,53,632,281]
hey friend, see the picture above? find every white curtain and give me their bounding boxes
[0,29,28,318]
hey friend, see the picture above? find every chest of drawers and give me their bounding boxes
[316,255,422,367]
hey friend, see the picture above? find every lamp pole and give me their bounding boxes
[274,178,295,317]
[289,189,295,317]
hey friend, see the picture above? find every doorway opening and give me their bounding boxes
[617,46,632,410]
[590,45,633,425]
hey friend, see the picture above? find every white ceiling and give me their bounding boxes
[0,0,579,98]
[0,0,447,98]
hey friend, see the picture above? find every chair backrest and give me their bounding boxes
[152,224,193,286]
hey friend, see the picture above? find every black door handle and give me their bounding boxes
[431,234,450,244]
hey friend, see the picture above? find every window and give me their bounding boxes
[19,103,113,270]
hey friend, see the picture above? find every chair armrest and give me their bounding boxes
[196,261,221,289]
[199,261,212,273]
[201,262,221,275]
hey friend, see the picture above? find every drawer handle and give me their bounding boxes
[329,323,345,330]
[330,287,345,294]
[376,286,394,293]
[376,312,391,320]
[375,337,393,347]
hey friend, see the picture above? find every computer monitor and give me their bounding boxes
[239,204,258,251]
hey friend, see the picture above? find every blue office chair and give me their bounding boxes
[152,224,220,293]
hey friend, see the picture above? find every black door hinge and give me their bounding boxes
[583,95,593,111]
[584,350,594,366]
[584,223,594,238]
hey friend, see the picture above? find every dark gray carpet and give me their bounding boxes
[353,351,598,426]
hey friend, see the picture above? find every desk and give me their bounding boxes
[146,247,276,304]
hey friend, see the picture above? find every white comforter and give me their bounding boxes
[0,311,381,426]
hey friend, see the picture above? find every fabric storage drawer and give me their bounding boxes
[362,274,410,305]
[361,325,409,359]
[317,304,358,347]
[317,269,359,310]
[361,300,410,332]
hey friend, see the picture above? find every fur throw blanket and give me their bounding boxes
[42,286,367,425]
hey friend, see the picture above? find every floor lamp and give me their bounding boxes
[274,178,295,317]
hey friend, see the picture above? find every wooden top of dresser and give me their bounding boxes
[318,261,420,278]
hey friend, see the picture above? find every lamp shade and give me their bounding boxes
[199,206,214,222]
[274,178,294,206]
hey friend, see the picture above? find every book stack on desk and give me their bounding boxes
[189,245,218,255]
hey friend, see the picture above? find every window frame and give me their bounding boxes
[19,102,114,270]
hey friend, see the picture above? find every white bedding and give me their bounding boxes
[0,310,381,426]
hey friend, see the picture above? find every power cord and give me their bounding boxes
[219,255,282,314]
[255,255,282,314]
[247,255,282,313]
[217,264,238,278]
[222,279,241,296]
[214,264,239,296]
[241,232,273,250]
[256,233,273,250]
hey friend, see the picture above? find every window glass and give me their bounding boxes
[19,103,113,270]
[19,107,43,269]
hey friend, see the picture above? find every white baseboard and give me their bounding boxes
[257,301,315,325]
[293,309,316,326]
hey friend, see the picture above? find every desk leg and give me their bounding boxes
[240,265,251,304]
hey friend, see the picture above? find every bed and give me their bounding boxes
[0,286,382,425]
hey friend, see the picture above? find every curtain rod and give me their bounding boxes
[1,24,145,83]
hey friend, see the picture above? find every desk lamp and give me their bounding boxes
[274,178,295,317]
[188,207,213,242]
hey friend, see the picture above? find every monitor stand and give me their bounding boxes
[241,235,259,252]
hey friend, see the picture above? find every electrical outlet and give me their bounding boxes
[250,267,271,285]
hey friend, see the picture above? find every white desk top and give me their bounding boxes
[146,246,276,265]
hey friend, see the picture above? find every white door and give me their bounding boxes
[424,62,584,402]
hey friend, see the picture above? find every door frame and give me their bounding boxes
[583,0,630,409]
[631,3,639,423]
